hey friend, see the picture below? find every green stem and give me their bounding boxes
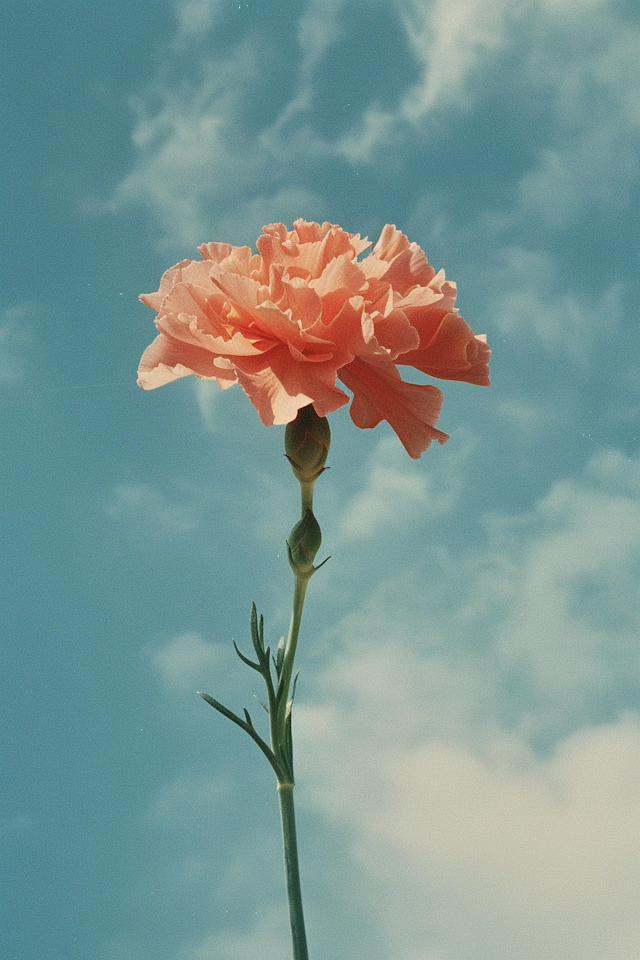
[272,567,311,958]
[278,783,309,960]
[276,574,309,732]
[299,479,315,516]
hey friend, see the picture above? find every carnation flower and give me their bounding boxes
[138,220,490,458]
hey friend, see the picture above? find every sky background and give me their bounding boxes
[1,1,639,959]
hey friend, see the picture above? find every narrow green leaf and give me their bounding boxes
[232,639,262,672]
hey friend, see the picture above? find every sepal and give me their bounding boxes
[284,404,331,483]
[287,509,322,577]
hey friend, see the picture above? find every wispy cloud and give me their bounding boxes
[148,768,230,825]
[515,3,639,227]
[491,451,638,714]
[105,482,200,533]
[104,447,638,960]
[490,246,624,363]
[191,379,223,432]
[169,910,291,960]
[110,0,636,246]
[148,631,222,693]
[337,432,476,541]
[173,0,224,40]
[331,0,515,161]
[398,0,511,118]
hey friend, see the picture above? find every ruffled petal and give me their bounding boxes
[401,312,491,385]
[364,226,436,293]
[139,260,193,311]
[311,253,368,323]
[338,357,448,459]
[137,333,236,390]
[233,346,349,425]
[370,307,420,359]
[138,221,490,454]
[257,221,366,282]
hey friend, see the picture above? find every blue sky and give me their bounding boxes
[2,1,639,959]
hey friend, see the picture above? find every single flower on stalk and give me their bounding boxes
[137,221,491,960]
[138,219,490,457]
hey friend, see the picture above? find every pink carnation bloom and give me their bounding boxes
[138,220,490,458]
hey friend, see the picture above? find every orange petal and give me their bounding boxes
[401,312,491,385]
[139,259,194,311]
[338,357,448,459]
[232,346,349,425]
[137,333,236,390]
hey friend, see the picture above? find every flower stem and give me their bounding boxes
[271,570,310,957]
[277,782,309,960]
[299,479,315,516]
[276,574,309,731]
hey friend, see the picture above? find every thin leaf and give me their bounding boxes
[274,637,285,678]
[197,692,285,781]
[250,602,260,650]
[290,670,300,704]
[232,639,262,672]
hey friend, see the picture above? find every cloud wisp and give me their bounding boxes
[106,482,201,534]
[109,0,637,247]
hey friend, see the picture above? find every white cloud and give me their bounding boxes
[496,397,548,438]
[326,0,516,163]
[174,0,223,39]
[399,0,511,119]
[297,448,638,926]
[106,482,200,533]
[288,449,639,958]
[191,379,224,432]
[297,0,349,76]
[148,768,230,826]
[297,715,639,960]
[517,121,638,228]
[149,632,222,693]
[111,37,267,248]
[337,433,476,541]
[585,446,639,492]
[490,454,639,711]
[298,444,639,767]
[513,0,639,227]
[107,449,638,960]
[171,908,291,960]
[111,0,637,243]
[114,44,324,249]
[491,245,624,363]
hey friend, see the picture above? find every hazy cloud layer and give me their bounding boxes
[112,0,637,248]
[292,447,639,958]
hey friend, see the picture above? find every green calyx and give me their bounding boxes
[284,405,331,484]
[287,509,322,577]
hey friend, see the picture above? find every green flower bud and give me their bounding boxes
[287,509,322,577]
[284,405,331,483]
